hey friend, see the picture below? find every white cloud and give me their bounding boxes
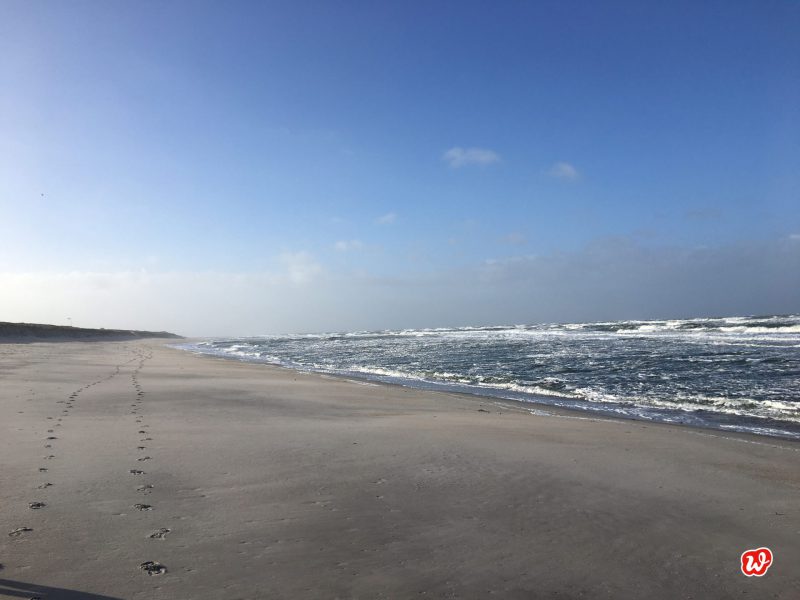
[376,212,397,225]
[334,240,364,252]
[789,233,800,241]
[2,238,797,337]
[277,251,322,284]
[442,147,501,168]
[549,162,580,180]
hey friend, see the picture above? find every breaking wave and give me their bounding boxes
[177,314,800,440]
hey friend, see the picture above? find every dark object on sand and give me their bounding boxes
[139,561,167,575]
[148,528,171,539]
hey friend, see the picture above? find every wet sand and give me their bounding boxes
[1,340,798,599]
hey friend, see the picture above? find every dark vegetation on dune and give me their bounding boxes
[0,322,182,341]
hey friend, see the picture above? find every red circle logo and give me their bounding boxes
[740,547,773,577]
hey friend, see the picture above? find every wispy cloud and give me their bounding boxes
[549,161,580,180]
[334,240,364,252]
[2,237,797,336]
[277,251,322,284]
[443,147,501,168]
[501,232,527,245]
[376,212,397,225]
[685,208,723,222]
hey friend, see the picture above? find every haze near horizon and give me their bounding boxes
[1,1,798,336]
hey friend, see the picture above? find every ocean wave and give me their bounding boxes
[176,313,800,440]
[223,315,800,344]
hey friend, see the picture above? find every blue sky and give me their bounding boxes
[1,1,799,334]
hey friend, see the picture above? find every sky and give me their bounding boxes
[1,0,799,336]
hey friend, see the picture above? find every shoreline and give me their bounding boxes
[173,340,800,444]
[2,339,798,599]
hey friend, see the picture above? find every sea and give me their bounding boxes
[178,314,800,440]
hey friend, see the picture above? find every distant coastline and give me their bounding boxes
[0,321,182,342]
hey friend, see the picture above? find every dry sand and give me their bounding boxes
[1,340,798,599]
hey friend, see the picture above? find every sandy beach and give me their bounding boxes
[1,340,798,599]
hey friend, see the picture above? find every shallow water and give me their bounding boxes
[179,315,800,440]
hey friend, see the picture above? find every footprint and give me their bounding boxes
[138,431,146,434]
[141,437,153,441]
[8,527,33,537]
[137,484,154,493]
[38,468,48,473]
[137,456,151,462]
[137,446,146,450]
[130,469,146,475]
[28,502,46,510]
[46,436,57,440]
[43,455,55,460]
[37,483,53,489]
[134,503,153,511]
[139,561,166,575]
[148,528,170,539]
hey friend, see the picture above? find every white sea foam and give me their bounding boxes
[176,314,800,440]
